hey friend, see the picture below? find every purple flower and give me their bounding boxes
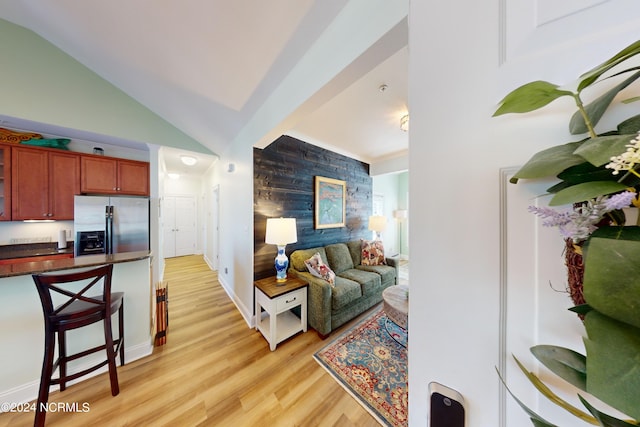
[528,191,636,243]
[604,191,635,210]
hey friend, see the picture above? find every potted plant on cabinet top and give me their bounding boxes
[494,39,640,426]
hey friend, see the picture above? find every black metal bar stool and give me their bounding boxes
[32,264,124,427]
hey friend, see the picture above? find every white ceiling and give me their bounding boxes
[0,1,408,176]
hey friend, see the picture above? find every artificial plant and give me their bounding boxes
[494,39,640,425]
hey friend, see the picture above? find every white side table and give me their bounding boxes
[254,276,307,351]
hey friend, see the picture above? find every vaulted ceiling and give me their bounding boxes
[0,1,408,174]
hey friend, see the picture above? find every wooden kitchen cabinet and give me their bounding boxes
[0,145,10,221]
[11,146,80,220]
[81,155,149,196]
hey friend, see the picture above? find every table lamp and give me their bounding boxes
[368,215,387,240]
[265,218,297,283]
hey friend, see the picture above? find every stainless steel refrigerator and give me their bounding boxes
[74,195,150,256]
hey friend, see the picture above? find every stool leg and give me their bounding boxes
[35,329,55,427]
[119,301,125,366]
[103,314,120,396]
[58,330,67,391]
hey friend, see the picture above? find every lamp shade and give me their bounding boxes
[368,215,387,232]
[394,209,408,219]
[265,218,297,245]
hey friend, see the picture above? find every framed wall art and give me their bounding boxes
[315,176,346,229]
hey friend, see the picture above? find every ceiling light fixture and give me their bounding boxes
[180,155,197,166]
[400,114,409,132]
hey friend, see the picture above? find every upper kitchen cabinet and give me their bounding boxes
[81,156,149,196]
[12,146,80,220]
[0,145,10,221]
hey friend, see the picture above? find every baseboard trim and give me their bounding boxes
[217,275,252,328]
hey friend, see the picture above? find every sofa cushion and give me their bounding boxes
[290,247,327,272]
[331,276,363,310]
[304,252,336,285]
[325,243,354,274]
[357,264,396,287]
[361,239,386,266]
[346,240,362,265]
[338,268,381,297]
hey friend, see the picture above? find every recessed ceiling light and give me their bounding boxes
[180,155,197,166]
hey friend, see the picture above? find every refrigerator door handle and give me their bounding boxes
[109,205,114,254]
[104,205,110,254]
[105,205,114,254]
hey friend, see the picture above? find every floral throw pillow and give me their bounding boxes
[361,239,387,266]
[304,252,336,286]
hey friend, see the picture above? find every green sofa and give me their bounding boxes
[288,240,398,337]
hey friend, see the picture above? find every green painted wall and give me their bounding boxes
[0,18,211,154]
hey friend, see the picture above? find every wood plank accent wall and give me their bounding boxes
[254,135,372,280]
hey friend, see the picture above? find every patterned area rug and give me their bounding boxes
[314,307,408,426]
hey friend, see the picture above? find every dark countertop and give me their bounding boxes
[0,251,152,278]
[0,242,74,260]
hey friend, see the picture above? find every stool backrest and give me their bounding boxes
[32,264,114,320]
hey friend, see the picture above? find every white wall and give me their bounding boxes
[202,147,254,327]
[0,19,209,155]
[408,1,640,425]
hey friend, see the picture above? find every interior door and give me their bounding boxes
[162,195,196,258]
[173,196,196,257]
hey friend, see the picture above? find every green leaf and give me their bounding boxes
[530,345,587,390]
[574,134,637,166]
[530,420,557,427]
[622,96,640,105]
[583,311,640,420]
[571,70,640,134]
[512,142,585,182]
[557,162,620,185]
[582,237,640,329]
[617,114,640,134]
[578,395,639,426]
[495,367,559,426]
[512,356,598,424]
[494,81,574,116]
[546,180,571,194]
[548,181,629,206]
[569,304,592,316]
[590,225,640,241]
[578,40,640,91]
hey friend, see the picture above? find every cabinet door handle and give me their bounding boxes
[286,297,297,304]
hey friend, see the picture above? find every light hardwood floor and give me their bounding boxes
[0,256,379,427]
